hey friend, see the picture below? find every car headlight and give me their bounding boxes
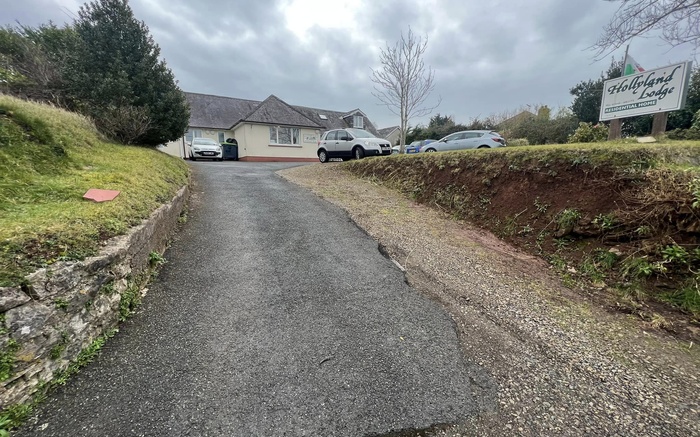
[193,147,201,151]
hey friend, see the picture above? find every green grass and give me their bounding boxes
[119,281,143,321]
[0,95,189,287]
[556,208,581,229]
[52,329,117,385]
[0,339,20,382]
[660,282,700,317]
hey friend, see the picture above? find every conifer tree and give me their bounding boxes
[71,0,188,145]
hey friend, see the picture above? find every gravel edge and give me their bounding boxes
[278,164,700,437]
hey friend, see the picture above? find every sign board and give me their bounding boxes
[303,133,318,143]
[599,61,693,121]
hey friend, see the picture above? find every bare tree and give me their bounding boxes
[371,27,440,152]
[594,0,700,57]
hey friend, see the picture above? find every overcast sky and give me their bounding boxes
[2,0,698,129]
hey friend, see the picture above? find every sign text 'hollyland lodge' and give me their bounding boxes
[599,61,693,121]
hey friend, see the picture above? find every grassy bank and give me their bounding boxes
[0,94,189,287]
[343,141,700,325]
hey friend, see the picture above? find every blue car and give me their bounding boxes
[392,139,437,154]
[407,139,436,153]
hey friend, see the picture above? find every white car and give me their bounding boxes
[317,128,392,163]
[189,138,222,161]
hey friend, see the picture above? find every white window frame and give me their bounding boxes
[353,115,364,129]
[269,126,301,146]
[218,132,225,143]
[185,129,202,143]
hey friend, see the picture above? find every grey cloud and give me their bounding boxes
[2,0,79,26]
[1,0,696,129]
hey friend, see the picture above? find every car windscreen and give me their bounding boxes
[193,139,218,145]
[346,128,375,138]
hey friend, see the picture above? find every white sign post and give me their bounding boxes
[599,61,693,121]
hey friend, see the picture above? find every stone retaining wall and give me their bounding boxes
[0,185,189,408]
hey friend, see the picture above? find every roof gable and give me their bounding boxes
[340,109,368,119]
[498,110,536,128]
[185,92,260,130]
[377,126,399,137]
[292,105,380,136]
[241,95,320,128]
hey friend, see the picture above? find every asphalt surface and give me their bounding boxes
[17,161,497,437]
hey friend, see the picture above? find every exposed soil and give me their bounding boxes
[343,148,700,342]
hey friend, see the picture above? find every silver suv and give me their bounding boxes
[317,128,392,163]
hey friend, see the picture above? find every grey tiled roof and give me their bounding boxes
[185,92,380,135]
[377,126,399,137]
[242,95,320,128]
[292,105,380,136]
[498,110,535,128]
[185,92,259,129]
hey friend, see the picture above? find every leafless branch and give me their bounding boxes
[371,27,440,150]
[593,0,700,58]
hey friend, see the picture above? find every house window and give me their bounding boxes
[353,115,364,128]
[269,126,300,145]
[186,129,202,143]
[218,132,225,143]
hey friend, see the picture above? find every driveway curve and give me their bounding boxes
[18,161,496,437]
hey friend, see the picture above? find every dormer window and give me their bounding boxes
[353,115,364,128]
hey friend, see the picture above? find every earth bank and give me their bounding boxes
[280,159,700,436]
[343,143,700,340]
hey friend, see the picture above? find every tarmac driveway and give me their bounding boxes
[18,161,497,436]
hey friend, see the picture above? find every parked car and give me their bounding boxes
[391,139,437,154]
[407,139,436,154]
[420,131,506,153]
[189,137,223,161]
[317,128,392,163]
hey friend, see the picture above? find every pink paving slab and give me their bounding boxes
[83,189,121,202]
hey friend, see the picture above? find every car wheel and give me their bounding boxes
[353,147,365,160]
[318,149,329,163]
[425,148,437,153]
[190,154,196,161]
[478,145,490,149]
